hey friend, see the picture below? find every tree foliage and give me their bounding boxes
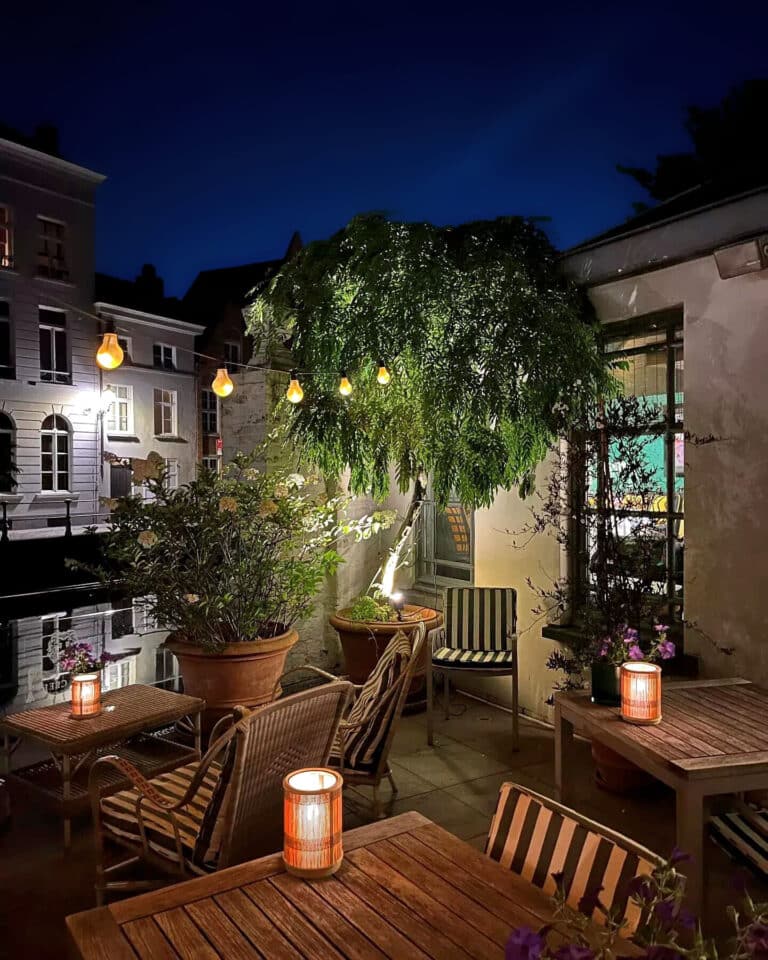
[248,213,611,509]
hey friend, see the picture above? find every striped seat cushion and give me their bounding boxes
[433,645,516,667]
[709,807,768,879]
[100,760,224,870]
[486,783,658,934]
[331,630,412,773]
[444,587,517,653]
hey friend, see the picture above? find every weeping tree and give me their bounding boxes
[247,213,613,592]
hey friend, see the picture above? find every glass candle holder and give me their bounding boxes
[620,662,662,725]
[70,673,102,719]
[283,768,343,879]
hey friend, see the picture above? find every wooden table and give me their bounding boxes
[66,811,635,959]
[0,683,204,847]
[555,677,768,911]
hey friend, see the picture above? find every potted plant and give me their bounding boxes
[58,640,116,717]
[591,623,676,707]
[92,452,385,722]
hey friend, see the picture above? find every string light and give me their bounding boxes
[338,371,353,397]
[376,360,391,386]
[212,367,235,398]
[286,370,304,404]
[96,332,124,370]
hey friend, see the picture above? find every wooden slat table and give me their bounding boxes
[66,811,637,959]
[0,684,204,847]
[555,677,768,911]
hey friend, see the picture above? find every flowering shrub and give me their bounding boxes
[597,623,676,667]
[58,641,116,676]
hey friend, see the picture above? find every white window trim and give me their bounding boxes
[38,305,70,383]
[40,415,71,493]
[202,456,220,474]
[0,299,12,373]
[224,340,241,371]
[106,383,134,434]
[36,215,68,279]
[153,342,177,370]
[117,335,133,361]
[201,388,219,435]
[153,387,178,437]
[163,457,179,491]
[0,204,13,268]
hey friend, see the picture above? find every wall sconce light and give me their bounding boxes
[620,662,662,725]
[391,591,405,621]
[70,673,102,719]
[283,768,343,878]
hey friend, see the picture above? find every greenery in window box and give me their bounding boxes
[85,446,395,652]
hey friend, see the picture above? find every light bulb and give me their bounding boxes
[376,360,391,386]
[96,333,124,370]
[212,367,234,398]
[338,372,353,397]
[286,371,304,404]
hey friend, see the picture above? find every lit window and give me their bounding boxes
[0,300,12,378]
[153,343,176,370]
[39,307,70,383]
[201,389,218,433]
[106,384,133,434]
[40,414,71,491]
[163,458,178,491]
[0,205,13,269]
[224,341,241,372]
[36,216,68,280]
[153,388,177,436]
[202,456,220,474]
[0,412,15,493]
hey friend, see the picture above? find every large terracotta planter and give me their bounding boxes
[329,605,443,712]
[591,739,654,795]
[165,629,298,729]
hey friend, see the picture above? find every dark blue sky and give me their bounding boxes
[6,2,768,296]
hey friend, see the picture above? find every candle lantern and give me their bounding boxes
[283,768,343,879]
[620,662,662,725]
[70,673,102,719]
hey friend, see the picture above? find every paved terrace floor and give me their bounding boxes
[2,694,764,957]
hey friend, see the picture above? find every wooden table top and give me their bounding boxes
[557,678,768,777]
[0,684,204,754]
[66,811,635,959]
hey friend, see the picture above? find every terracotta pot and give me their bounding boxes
[329,605,443,712]
[164,629,298,729]
[591,739,654,794]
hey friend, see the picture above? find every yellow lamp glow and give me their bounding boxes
[286,371,304,404]
[376,360,391,386]
[71,673,102,719]
[283,767,343,879]
[338,372,353,397]
[620,662,662,725]
[212,367,234,398]
[96,333,124,370]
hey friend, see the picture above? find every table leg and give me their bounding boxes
[554,702,573,803]
[62,754,72,849]
[676,786,704,913]
[1,733,10,775]
[193,711,202,756]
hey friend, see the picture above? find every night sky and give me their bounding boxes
[6,2,768,296]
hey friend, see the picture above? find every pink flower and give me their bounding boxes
[654,623,669,633]
[627,644,644,661]
[658,639,676,660]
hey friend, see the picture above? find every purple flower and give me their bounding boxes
[670,846,691,865]
[577,885,603,916]
[653,900,677,928]
[745,922,768,959]
[623,627,639,643]
[654,624,669,634]
[627,644,645,661]
[657,639,676,660]
[553,947,595,960]
[505,927,544,960]
[598,640,610,658]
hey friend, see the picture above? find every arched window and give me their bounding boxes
[41,414,70,492]
[0,412,15,493]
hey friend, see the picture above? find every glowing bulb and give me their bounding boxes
[338,372,353,397]
[286,371,304,404]
[96,333,124,370]
[212,367,234,398]
[376,361,391,386]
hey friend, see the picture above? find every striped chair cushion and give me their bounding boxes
[331,630,412,773]
[100,760,224,870]
[709,807,768,879]
[486,783,659,934]
[444,588,516,652]
[433,646,516,667]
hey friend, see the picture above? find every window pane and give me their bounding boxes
[41,435,52,453]
[154,403,162,435]
[39,328,52,371]
[54,330,68,372]
[56,435,67,453]
[42,470,53,490]
[58,472,68,490]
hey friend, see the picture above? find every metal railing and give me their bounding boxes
[1,497,109,543]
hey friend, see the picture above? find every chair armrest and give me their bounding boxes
[274,664,351,700]
[88,755,174,808]
[427,626,445,654]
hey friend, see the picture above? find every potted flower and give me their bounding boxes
[58,640,116,717]
[592,624,676,707]
[92,451,387,723]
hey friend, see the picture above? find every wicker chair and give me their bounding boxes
[291,623,426,819]
[486,782,664,935]
[88,681,352,904]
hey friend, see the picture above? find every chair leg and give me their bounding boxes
[512,663,520,752]
[386,768,398,796]
[443,674,450,720]
[426,658,434,746]
[371,783,384,820]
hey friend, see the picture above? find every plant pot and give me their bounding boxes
[591,739,655,795]
[164,628,299,730]
[590,660,621,707]
[329,605,443,713]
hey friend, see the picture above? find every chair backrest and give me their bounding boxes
[213,681,352,869]
[444,587,516,652]
[486,782,662,934]
[341,623,426,776]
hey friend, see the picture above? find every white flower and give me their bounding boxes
[138,530,158,549]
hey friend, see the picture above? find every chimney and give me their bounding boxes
[136,264,164,304]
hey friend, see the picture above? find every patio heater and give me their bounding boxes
[283,768,343,878]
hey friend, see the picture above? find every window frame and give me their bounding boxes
[106,383,134,435]
[201,388,218,434]
[153,342,177,371]
[117,336,132,364]
[0,411,15,493]
[38,306,71,384]
[0,299,13,379]
[417,491,475,587]
[223,340,241,372]
[36,215,69,281]
[201,455,220,474]
[0,204,13,269]
[153,387,178,437]
[163,457,179,491]
[40,414,72,492]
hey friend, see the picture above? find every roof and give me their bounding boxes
[95,267,184,320]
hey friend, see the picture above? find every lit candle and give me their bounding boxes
[283,768,343,878]
[620,662,662,725]
[70,673,102,719]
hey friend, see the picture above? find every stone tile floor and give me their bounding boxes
[1,693,765,957]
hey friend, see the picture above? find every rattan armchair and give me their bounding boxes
[287,623,426,819]
[89,681,352,904]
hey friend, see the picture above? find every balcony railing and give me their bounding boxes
[0,498,110,543]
